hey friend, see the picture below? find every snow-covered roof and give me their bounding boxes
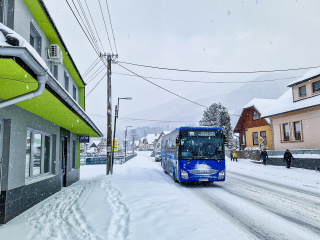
[262,89,320,118]
[243,98,277,123]
[244,98,277,115]
[287,67,320,87]
[0,23,49,71]
[145,134,159,144]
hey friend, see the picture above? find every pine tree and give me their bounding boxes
[199,103,234,149]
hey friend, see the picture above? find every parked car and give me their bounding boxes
[155,151,162,162]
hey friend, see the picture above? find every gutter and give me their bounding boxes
[0,46,103,137]
[0,47,47,108]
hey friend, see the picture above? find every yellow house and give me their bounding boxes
[234,98,276,150]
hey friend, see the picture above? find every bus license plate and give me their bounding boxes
[199,178,208,182]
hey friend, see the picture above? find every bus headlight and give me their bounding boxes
[181,169,189,179]
[218,170,225,179]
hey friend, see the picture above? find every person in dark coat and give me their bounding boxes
[283,149,294,168]
[230,150,233,161]
[260,149,268,165]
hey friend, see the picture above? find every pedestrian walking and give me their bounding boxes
[283,149,294,168]
[230,150,233,161]
[260,148,268,165]
[232,150,238,162]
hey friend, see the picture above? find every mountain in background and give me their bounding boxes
[120,71,305,130]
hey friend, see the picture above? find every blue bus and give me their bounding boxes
[161,127,226,183]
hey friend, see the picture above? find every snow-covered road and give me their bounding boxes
[1,151,320,240]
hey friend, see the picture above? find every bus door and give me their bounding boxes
[0,119,3,192]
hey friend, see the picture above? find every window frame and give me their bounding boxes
[30,22,42,56]
[282,123,290,142]
[299,85,306,98]
[73,84,77,100]
[252,111,259,121]
[293,121,302,140]
[252,132,259,146]
[64,71,69,92]
[0,0,14,29]
[313,81,320,93]
[25,127,53,180]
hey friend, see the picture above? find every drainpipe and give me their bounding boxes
[0,47,47,109]
[0,74,46,109]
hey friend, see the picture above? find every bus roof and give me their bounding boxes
[165,126,223,136]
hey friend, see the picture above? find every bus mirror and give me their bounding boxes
[176,137,180,145]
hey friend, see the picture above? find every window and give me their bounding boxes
[25,128,52,178]
[299,86,306,97]
[252,132,258,145]
[242,134,245,145]
[312,81,320,93]
[30,23,42,56]
[64,72,69,92]
[260,131,267,144]
[252,111,259,120]
[73,84,77,100]
[25,130,31,177]
[0,0,14,29]
[294,121,301,140]
[50,65,58,80]
[283,123,289,141]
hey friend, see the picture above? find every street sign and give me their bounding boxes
[112,139,118,151]
[79,135,90,143]
[259,137,264,143]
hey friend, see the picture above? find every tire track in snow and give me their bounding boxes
[103,180,130,240]
[26,180,103,240]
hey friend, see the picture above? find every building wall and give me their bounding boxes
[245,125,272,150]
[292,75,320,102]
[270,106,320,150]
[0,102,60,191]
[13,0,79,103]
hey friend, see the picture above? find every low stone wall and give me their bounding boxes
[235,150,260,161]
[267,149,320,170]
[236,149,320,170]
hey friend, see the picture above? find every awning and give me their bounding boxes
[0,58,102,137]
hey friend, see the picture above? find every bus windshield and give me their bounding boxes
[179,129,225,160]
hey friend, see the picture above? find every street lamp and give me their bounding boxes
[111,97,132,173]
[125,126,133,157]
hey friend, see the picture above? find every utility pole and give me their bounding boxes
[106,53,113,175]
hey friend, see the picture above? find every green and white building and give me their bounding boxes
[0,0,103,223]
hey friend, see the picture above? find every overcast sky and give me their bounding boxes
[43,0,320,135]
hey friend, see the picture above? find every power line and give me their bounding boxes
[84,0,106,54]
[83,56,101,77]
[117,61,320,74]
[86,72,108,97]
[113,71,301,84]
[116,63,208,108]
[85,64,106,84]
[70,0,100,53]
[105,0,118,54]
[76,0,101,53]
[65,0,100,56]
[98,0,114,54]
